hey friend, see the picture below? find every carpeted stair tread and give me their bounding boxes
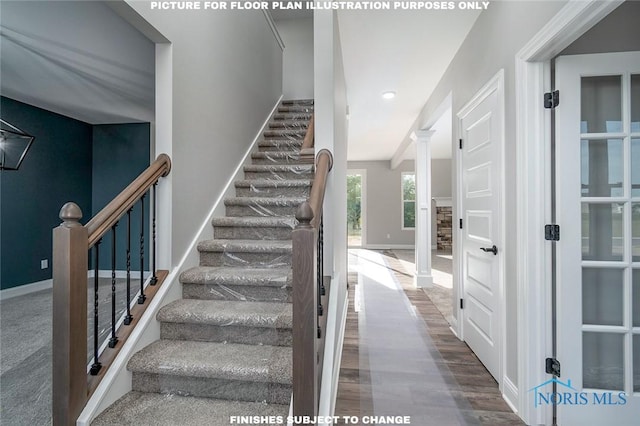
[158,299,292,329]
[273,113,312,121]
[128,340,292,384]
[262,130,306,138]
[212,216,297,228]
[258,140,304,150]
[197,239,292,253]
[243,164,313,173]
[91,391,288,426]
[224,196,306,207]
[180,266,291,287]
[277,106,313,113]
[251,151,303,159]
[281,99,313,105]
[268,121,308,129]
[235,179,311,188]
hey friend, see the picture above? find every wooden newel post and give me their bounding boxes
[52,202,88,426]
[292,201,318,418]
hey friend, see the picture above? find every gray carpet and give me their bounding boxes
[0,277,142,425]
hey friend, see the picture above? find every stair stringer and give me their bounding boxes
[76,95,284,426]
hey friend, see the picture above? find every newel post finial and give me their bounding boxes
[295,202,314,228]
[59,202,83,228]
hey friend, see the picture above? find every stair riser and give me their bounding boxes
[258,143,303,152]
[183,283,292,303]
[132,373,291,404]
[243,170,312,179]
[200,252,292,268]
[160,323,292,346]
[281,100,313,106]
[268,123,307,130]
[273,114,312,121]
[251,156,310,166]
[262,131,306,139]
[277,107,313,113]
[213,227,292,240]
[225,204,299,217]
[235,186,310,197]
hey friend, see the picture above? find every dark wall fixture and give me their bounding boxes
[0,118,35,170]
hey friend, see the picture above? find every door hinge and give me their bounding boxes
[460,298,464,309]
[544,90,559,109]
[459,139,463,149]
[459,218,463,229]
[545,224,560,241]
[546,357,561,377]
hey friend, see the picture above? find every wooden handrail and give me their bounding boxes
[308,149,333,228]
[86,154,171,248]
[301,114,315,150]
[292,148,333,419]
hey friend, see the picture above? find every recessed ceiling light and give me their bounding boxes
[382,91,396,100]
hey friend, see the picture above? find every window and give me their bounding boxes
[402,172,416,229]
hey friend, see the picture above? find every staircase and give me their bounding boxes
[92,100,314,425]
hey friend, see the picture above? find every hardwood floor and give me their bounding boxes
[334,250,523,425]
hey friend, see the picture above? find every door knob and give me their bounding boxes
[480,245,498,255]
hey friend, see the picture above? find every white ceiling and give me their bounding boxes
[338,8,480,161]
[0,2,477,148]
[0,1,154,125]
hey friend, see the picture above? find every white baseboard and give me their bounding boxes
[361,244,415,250]
[318,277,349,425]
[502,376,519,415]
[0,271,154,302]
[77,95,284,426]
[0,279,53,301]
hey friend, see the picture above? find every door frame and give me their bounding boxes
[347,169,367,247]
[515,1,624,424]
[456,68,507,389]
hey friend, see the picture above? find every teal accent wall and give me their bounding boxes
[0,97,151,290]
[92,124,150,271]
[0,97,93,289]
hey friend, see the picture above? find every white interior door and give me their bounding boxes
[556,51,640,425]
[458,72,504,381]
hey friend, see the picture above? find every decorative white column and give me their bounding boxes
[414,130,435,288]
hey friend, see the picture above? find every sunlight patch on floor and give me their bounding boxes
[348,249,400,291]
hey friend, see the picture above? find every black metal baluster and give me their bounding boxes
[90,240,102,375]
[138,194,146,304]
[317,216,324,339]
[150,181,158,285]
[124,209,133,325]
[320,217,325,296]
[108,225,118,348]
[317,219,323,317]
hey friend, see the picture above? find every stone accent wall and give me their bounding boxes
[436,206,452,251]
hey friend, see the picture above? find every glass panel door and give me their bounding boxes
[580,72,629,392]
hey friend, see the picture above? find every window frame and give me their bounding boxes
[401,171,416,230]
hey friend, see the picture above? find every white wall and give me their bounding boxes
[123,2,283,267]
[432,159,452,198]
[560,0,640,56]
[315,9,348,421]
[406,0,568,403]
[276,17,314,100]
